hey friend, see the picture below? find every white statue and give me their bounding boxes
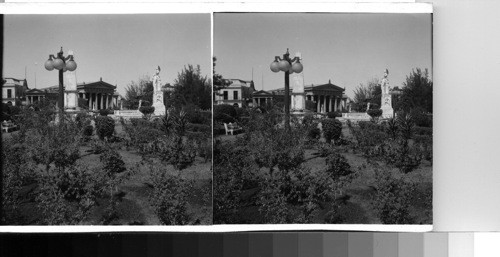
[380,68,394,118]
[151,65,166,115]
[152,66,162,92]
[381,69,390,95]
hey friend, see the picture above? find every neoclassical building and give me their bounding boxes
[2,77,28,106]
[214,79,255,107]
[26,78,120,110]
[267,80,348,113]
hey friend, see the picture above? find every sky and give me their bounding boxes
[214,13,432,99]
[3,14,211,96]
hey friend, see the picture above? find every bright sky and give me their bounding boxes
[214,13,432,99]
[3,14,211,96]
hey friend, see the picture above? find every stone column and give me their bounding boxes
[329,96,333,113]
[100,93,103,110]
[316,95,320,113]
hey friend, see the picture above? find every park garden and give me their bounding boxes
[213,68,433,224]
[1,65,212,225]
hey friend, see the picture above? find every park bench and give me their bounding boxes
[224,122,243,135]
[1,120,18,133]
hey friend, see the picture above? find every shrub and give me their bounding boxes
[95,116,115,140]
[382,139,423,173]
[396,111,414,140]
[413,126,433,136]
[372,169,415,224]
[36,164,104,224]
[100,148,126,174]
[367,109,383,123]
[139,106,155,120]
[322,118,342,143]
[385,118,398,139]
[327,111,342,119]
[149,165,193,225]
[82,125,94,139]
[410,108,432,127]
[307,127,321,141]
[99,109,113,116]
[325,153,352,179]
[213,104,237,122]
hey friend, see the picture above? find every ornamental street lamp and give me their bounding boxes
[44,47,77,116]
[270,48,303,130]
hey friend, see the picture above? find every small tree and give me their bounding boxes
[397,68,433,113]
[367,109,383,123]
[123,76,153,110]
[139,106,155,120]
[322,118,342,143]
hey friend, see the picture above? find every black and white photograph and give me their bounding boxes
[213,12,433,224]
[1,14,212,225]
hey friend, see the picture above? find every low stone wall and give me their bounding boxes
[342,112,370,121]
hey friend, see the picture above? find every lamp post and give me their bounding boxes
[44,47,77,117]
[270,48,303,130]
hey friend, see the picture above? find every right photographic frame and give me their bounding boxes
[213,12,433,225]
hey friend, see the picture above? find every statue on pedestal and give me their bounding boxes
[380,68,394,118]
[151,66,166,116]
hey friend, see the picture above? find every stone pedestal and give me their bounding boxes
[381,94,393,118]
[152,91,166,116]
[64,70,78,111]
[290,65,305,112]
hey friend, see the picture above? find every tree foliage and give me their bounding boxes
[397,68,432,113]
[171,64,211,110]
[213,57,231,93]
[123,76,153,110]
[352,78,380,112]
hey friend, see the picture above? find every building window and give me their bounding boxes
[223,91,228,100]
[7,89,12,98]
[233,91,238,100]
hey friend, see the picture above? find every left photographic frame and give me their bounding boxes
[1,14,213,225]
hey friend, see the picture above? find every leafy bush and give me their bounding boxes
[396,112,414,140]
[100,148,126,174]
[385,118,398,139]
[413,126,433,136]
[99,109,113,116]
[307,126,321,141]
[139,106,155,120]
[381,139,423,173]
[322,118,342,143]
[213,104,237,122]
[149,165,193,225]
[325,153,352,179]
[36,164,104,224]
[372,168,415,224]
[367,109,383,123]
[327,111,342,119]
[82,125,94,139]
[410,107,432,128]
[95,116,115,140]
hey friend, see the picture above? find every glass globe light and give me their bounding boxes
[53,58,65,70]
[270,61,280,73]
[292,62,303,73]
[278,60,291,72]
[66,60,77,71]
[44,59,54,71]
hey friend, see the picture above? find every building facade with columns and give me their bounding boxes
[26,78,120,110]
[267,80,348,113]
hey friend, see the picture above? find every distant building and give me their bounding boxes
[25,78,121,110]
[214,79,255,108]
[268,80,348,113]
[2,78,29,106]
